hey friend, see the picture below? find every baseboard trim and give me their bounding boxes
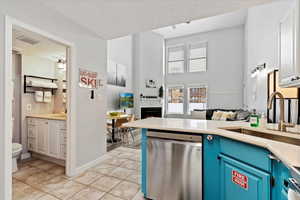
[74,154,110,176]
[21,152,31,160]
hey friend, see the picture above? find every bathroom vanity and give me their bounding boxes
[27,114,67,160]
[124,118,300,200]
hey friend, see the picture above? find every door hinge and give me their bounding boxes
[271,176,275,187]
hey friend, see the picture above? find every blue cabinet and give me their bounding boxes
[204,135,273,200]
[219,154,271,200]
[272,161,290,200]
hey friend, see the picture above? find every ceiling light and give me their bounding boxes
[57,59,66,71]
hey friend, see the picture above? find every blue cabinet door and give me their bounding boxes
[220,154,271,200]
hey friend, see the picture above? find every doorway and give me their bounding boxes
[4,17,76,200]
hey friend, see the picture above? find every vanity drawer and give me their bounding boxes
[27,118,36,125]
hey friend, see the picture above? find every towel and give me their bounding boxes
[62,93,67,103]
[35,91,43,102]
[26,79,58,89]
[44,91,52,103]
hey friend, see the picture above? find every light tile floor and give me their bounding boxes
[13,147,145,200]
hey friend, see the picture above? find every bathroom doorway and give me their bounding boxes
[4,17,76,200]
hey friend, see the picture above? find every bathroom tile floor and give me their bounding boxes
[13,147,145,200]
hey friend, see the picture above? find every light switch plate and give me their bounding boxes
[26,104,32,112]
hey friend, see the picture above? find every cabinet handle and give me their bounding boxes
[206,135,214,141]
[289,178,300,194]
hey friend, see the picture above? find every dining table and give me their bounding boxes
[107,114,130,143]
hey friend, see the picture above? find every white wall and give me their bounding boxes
[107,36,133,111]
[244,0,294,113]
[22,55,56,78]
[0,1,107,199]
[165,26,245,115]
[132,32,164,118]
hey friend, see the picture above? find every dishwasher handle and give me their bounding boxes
[147,131,202,142]
[148,136,202,147]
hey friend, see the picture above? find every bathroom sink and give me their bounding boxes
[220,127,300,146]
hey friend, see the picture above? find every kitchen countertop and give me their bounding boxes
[124,117,300,169]
[27,113,67,121]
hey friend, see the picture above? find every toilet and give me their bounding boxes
[12,143,22,173]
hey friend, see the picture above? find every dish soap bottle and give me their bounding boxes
[250,109,259,127]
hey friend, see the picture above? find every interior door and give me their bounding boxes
[220,154,271,200]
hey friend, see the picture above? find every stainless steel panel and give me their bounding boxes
[147,131,202,142]
[147,137,202,200]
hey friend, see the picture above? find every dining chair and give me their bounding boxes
[127,115,136,144]
[115,118,130,143]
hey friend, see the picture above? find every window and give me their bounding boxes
[167,86,184,114]
[188,86,207,113]
[167,46,184,74]
[188,43,207,72]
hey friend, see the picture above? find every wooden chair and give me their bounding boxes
[115,118,130,143]
[126,115,136,144]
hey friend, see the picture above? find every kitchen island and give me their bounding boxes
[124,118,300,200]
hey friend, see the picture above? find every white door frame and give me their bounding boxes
[4,16,77,200]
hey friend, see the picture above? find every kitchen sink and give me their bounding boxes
[220,127,300,146]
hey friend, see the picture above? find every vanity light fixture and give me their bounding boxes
[57,59,66,71]
[251,63,266,78]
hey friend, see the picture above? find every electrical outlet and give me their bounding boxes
[26,104,32,112]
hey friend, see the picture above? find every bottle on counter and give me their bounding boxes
[259,112,267,129]
[250,109,259,127]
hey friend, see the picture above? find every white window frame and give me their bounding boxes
[166,45,185,74]
[166,85,185,115]
[166,42,208,75]
[187,84,208,114]
[187,42,208,73]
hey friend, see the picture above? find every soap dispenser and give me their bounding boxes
[250,109,259,127]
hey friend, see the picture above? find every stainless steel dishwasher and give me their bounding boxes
[147,131,202,200]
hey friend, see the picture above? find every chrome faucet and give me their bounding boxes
[267,91,295,132]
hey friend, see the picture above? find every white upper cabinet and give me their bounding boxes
[279,0,300,87]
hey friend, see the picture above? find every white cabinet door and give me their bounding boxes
[58,121,67,160]
[279,0,300,87]
[36,120,49,154]
[48,121,60,158]
[27,124,37,151]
